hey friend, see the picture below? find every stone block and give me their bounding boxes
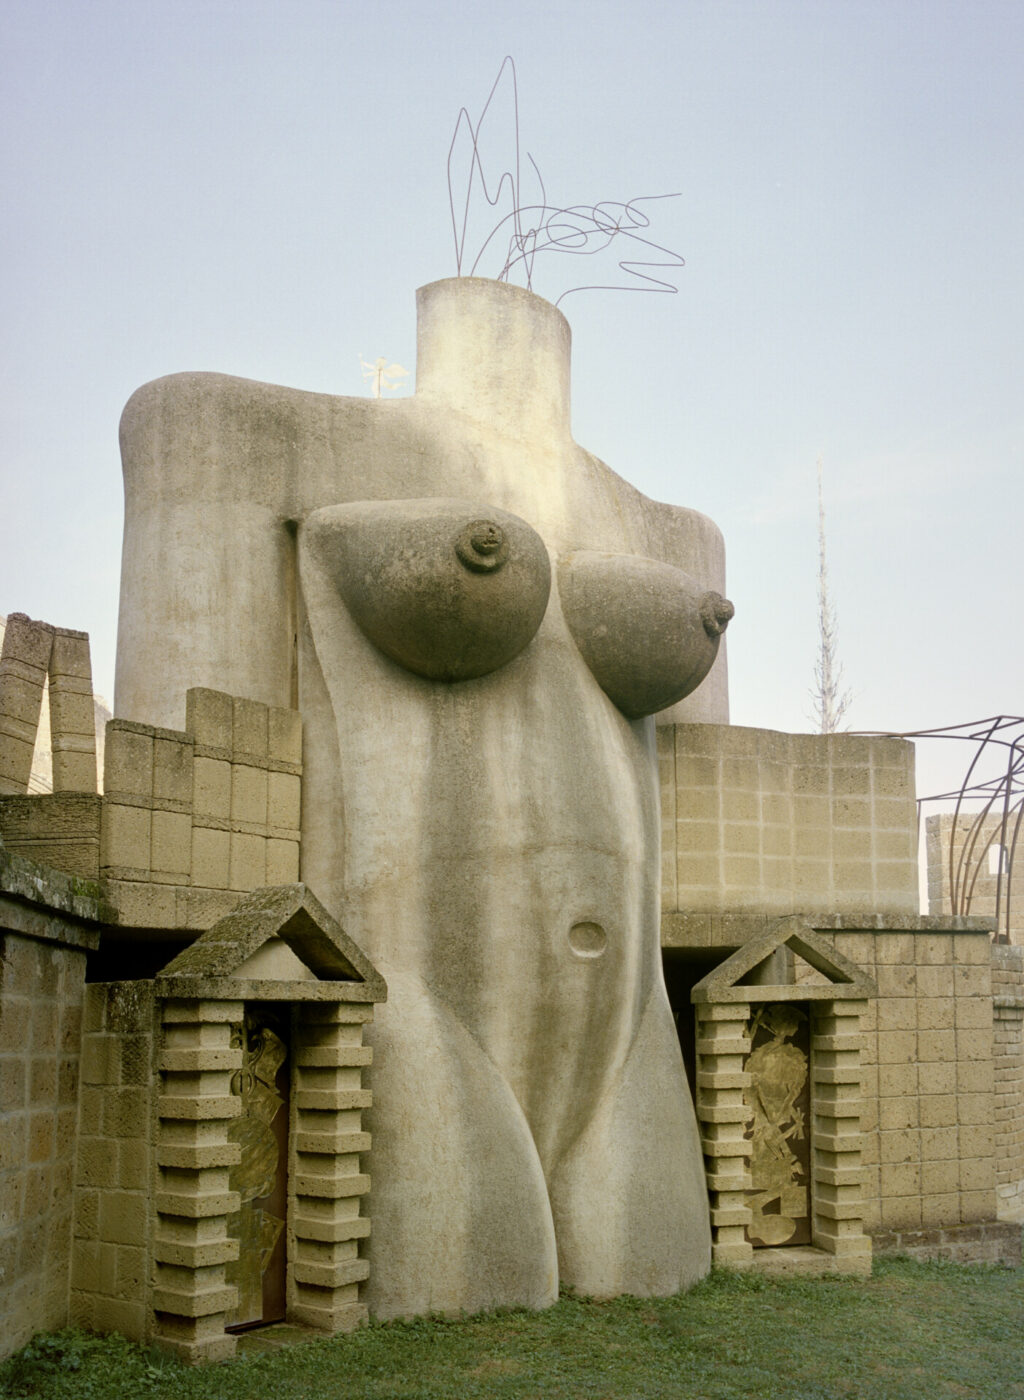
[880,1194,922,1229]
[879,1129,920,1164]
[186,689,233,751]
[190,825,230,889]
[877,1030,916,1065]
[228,832,266,891]
[677,787,719,820]
[51,744,98,795]
[232,696,268,760]
[151,809,192,879]
[920,1159,958,1195]
[918,1093,957,1128]
[919,1126,958,1160]
[104,722,154,799]
[153,735,194,805]
[101,801,152,876]
[230,763,268,826]
[266,768,300,829]
[955,996,994,1029]
[266,838,299,885]
[956,1092,995,1126]
[191,756,230,822]
[99,1191,148,1246]
[268,705,302,766]
[917,1029,956,1063]
[954,965,991,998]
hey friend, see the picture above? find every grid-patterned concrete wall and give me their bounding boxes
[991,944,1024,1218]
[0,929,86,1357]
[659,725,918,916]
[926,813,1023,945]
[817,929,996,1239]
[101,689,301,930]
[70,983,155,1340]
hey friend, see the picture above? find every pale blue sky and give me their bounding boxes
[2,0,1021,800]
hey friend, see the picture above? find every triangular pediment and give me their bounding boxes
[156,883,386,1003]
[691,915,876,1005]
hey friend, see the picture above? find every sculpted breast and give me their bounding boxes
[303,499,551,682]
[559,551,733,719]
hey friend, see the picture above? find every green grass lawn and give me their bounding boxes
[3,1259,1022,1400]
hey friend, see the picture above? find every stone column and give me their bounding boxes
[695,1002,753,1265]
[810,999,872,1271]
[0,614,53,794]
[289,1002,374,1331]
[153,998,241,1363]
[48,629,97,794]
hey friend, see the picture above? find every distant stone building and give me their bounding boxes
[926,811,1022,946]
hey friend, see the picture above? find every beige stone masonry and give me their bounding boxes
[70,982,156,1345]
[0,616,97,797]
[101,688,302,930]
[0,846,100,1361]
[991,944,1024,1219]
[660,725,918,916]
[816,925,998,1239]
[0,793,102,881]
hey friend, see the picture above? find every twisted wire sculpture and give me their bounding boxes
[448,57,686,307]
[857,716,1024,943]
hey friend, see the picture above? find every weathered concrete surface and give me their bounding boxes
[115,278,723,1316]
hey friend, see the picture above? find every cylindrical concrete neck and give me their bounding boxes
[415,277,571,441]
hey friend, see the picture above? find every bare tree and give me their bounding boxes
[811,457,852,733]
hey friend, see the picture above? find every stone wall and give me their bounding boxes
[69,983,155,1341]
[0,849,100,1359]
[821,927,996,1237]
[992,943,1024,1219]
[101,689,302,932]
[659,726,918,917]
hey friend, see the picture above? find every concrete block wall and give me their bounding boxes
[101,689,302,930]
[991,944,1024,1218]
[659,725,918,916]
[0,930,87,1357]
[70,983,155,1340]
[815,928,997,1238]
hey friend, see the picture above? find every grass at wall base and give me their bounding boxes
[2,1258,1022,1400]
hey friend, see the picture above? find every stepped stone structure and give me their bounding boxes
[0,277,1021,1363]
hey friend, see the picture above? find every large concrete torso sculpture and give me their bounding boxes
[116,278,728,1316]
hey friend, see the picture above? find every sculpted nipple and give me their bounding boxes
[700,592,734,638]
[456,521,509,573]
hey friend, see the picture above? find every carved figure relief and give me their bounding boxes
[225,1008,288,1327]
[743,1004,811,1247]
